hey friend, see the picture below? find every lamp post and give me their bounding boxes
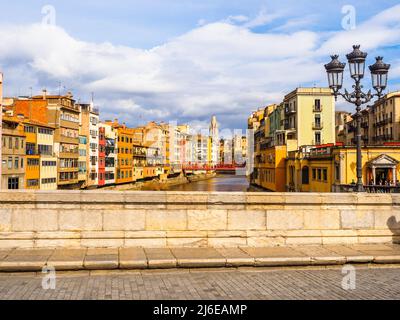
[325,45,390,192]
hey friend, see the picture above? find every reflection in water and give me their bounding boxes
[166,174,263,192]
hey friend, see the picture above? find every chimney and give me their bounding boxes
[66,91,73,98]
[42,89,47,100]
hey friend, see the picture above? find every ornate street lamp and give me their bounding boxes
[325,45,390,192]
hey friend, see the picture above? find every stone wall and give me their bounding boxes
[0,191,399,248]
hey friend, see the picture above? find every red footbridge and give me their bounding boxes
[182,163,246,173]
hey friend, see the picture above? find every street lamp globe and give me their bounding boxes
[324,54,346,95]
[369,56,391,97]
[346,45,368,80]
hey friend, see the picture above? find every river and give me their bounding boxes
[166,174,263,192]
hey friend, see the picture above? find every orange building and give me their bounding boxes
[106,120,133,184]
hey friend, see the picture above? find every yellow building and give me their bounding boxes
[24,122,40,189]
[286,144,400,192]
[282,87,336,151]
[110,121,133,185]
[252,145,287,192]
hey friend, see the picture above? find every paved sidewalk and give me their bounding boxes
[0,244,400,272]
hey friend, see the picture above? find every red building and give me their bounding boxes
[98,127,106,187]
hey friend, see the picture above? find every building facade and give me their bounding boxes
[34,92,80,189]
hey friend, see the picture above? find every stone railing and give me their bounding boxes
[0,191,399,248]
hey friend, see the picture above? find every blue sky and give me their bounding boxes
[0,0,399,130]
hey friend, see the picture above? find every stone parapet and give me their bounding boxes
[0,191,399,248]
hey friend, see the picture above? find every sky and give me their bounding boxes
[0,0,399,132]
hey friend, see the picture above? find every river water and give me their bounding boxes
[166,174,262,192]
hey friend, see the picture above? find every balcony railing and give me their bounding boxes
[313,105,322,112]
[337,184,400,193]
[285,107,296,115]
[284,123,296,130]
[312,121,323,130]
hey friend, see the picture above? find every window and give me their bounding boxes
[323,169,328,182]
[26,143,36,155]
[42,161,57,167]
[314,99,321,111]
[8,177,19,189]
[24,125,35,133]
[317,169,321,180]
[7,157,12,169]
[15,138,19,149]
[38,145,53,155]
[312,168,316,180]
[335,165,340,181]
[315,132,321,145]
[27,179,39,187]
[14,157,19,169]
[302,166,309,185]
[38,128,53,135]
[42,178,56,184]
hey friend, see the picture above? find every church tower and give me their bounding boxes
[209,115,219,165]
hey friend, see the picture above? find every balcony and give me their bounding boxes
[60,135,79,144]
[284,122,296,130]
[59,151,79,159]
[313,105,323,112]
[285,107,296,115]
[312,121,323,130]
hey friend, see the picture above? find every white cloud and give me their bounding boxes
[0,4,399,129]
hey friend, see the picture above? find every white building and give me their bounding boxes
[100,122,116,185]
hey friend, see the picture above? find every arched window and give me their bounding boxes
[302,166,310,185]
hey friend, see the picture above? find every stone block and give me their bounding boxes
[167,238,207,247]
[171,248,226,267]
[119,247,147,269]
[216,248,254,267]
[187,210,227,231]
[125,238,166,247]
[285,237,323,245]
[266,210,304,230]
[375,210,400,230]
[84,248,119,270]
[303,210,340,230]
[295,246,346,265]
[166,192,208,204]
[11,209,34,231]
[81,239,124,248]
[0,240,34,249]
[0,249,54,271]
[340,210,374,229]
[33,210,58,231]
[59,210,102,231]
[145,210,187,230]
[35,239,81,248]
[125,191,167,204]
[144,248,176,268]
[240,247,311,266]
[207,237,247,247]
[246,237,285,247]
[227,210,266,230]
[103,210,145,231]
[47,248,86,270]
[0,209,11,232]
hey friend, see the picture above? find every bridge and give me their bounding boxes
[182,163,246,173]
